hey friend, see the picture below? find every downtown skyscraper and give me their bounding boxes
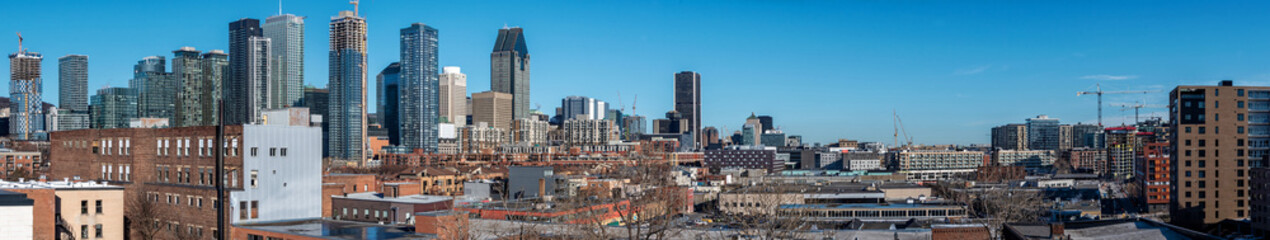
[328,9,368,161]
[10,40,45,140]
[439,66,466,127]
[399,23,440,152]
[227,18,270,125]
[57,54,88,112]
[491,27,530,122]
[377,62,400,145]
[264,13,305,108]
[131,56,175,120]
[675,71,702,148]
[173,47,226,127]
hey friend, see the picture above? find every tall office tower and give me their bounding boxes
[1171,81,1269,229]
[376,63,400,145]
[675,71,702,148]
[439,66,466,127]
[991,124,1028,150]
[57,55,88,112]
[1105,126,1137,179]
[245,36,273,123]
[702,126,720,148]
[1026,115,1062,150]
[9,43,45,140]
[490,27,530,121]
[89,87,138,129]
[264,13,305,108]
[227,18,264,125]
[200,51,227,126]
[399,23,440,153]
[560,96,608,120]
[471,91,513,130]
[757,115,773,132]
[328,9,368,161]
[130,56,175,120]
[1072,123,1104,148]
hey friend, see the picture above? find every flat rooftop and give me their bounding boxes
[0,180,124,190]
[335,192,452,205]
[779,202,962,209]
[235,218,429,240]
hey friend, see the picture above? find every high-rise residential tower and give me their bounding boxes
[376,63,401,145]
[9,41,45,140]
[130,56,176,120]
[245,36,273,123]
[57,55,88,113]
[328,9,368,161]
[264,13,305,108]
[227,18,265,125]
[1026,115,1062,150]
[173,47,227,127]
[991,124,1028,150]
[399,23,440,153]
[561,96,608,120]
[1171,81,1268,229]
[440,66,466,127]
[675,71,702,148]
[89,87,138,129]
[490,27,530,121]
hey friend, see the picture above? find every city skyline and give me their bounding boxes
[6,1,1270,144]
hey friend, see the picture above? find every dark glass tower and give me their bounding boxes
[227,18,263,125]
[490,27,530,122]
[674,71,701,148]
[377,63,400,145]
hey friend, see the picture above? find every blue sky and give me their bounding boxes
[3,1,1269,145]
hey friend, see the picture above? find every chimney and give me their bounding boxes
[538,178,546,197]
[1049,222,1065,238]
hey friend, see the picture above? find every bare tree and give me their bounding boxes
[712,184,809,240]
[126,186,164,240]
[962,186,1046,238]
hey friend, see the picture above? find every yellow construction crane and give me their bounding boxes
[1077,83,1154,126]
[893,110,912,150]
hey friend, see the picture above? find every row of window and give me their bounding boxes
[149,192,212,210]
[156,137,241,157]
[1181,201,1246,218]
[155,165,240,187]
[100,164,132,181]
[240,200,260,220]
[79,224,103,239]
[80,199,103,215]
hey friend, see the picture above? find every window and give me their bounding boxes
[96,200,102,214]
[81,225,88,239]
[281,148,287,156]
[1240,114,1246,121]
[81,200,88,214]
[95,224,103,238]
[1240,101,1246,108]
[240,201,248,220]
[1200,127,1206,134]
[1240,89,1246,96]
[251,147,258,156]
[251,201,259,219]
[1239,126,1246,134]
[269,148,277,156]
[250,170,258,188]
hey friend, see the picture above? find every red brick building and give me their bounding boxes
[1137,142,1171,213]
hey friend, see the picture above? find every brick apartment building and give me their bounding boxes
[1170,81,1270,230]
[1137,142,1171,214]
[49,116,322,239]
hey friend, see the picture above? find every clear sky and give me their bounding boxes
[2,1,1268,145]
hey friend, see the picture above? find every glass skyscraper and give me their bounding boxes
[90,87,138,129]
[675,71,701,148]
[58,54,88,113]
[376,63,400,145]
[399,23,440,152]
[328,9,368,161]
[227,18,265,125]
[264,14,305,108]
[131,56,175,120]
[490,27,530,122]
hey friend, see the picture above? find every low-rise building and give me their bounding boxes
[0,180,125,240]
[992,150,1056,171]
[705,146,783,172]
[889,150,986,180]
[331,192,453,224]
[1063,148,1107,175]
[0,190,35,240]
[1137,142,1171,214]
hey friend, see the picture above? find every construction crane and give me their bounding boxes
[349,0,360,15]
[617,91,625,112]
[893,110,912,150]
[1114,103,1167,124]
[1077,83,1154,126]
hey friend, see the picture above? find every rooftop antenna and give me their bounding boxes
[278,0,283,15]
[349,0,359,16]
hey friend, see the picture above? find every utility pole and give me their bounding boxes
[215,99,225,240]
